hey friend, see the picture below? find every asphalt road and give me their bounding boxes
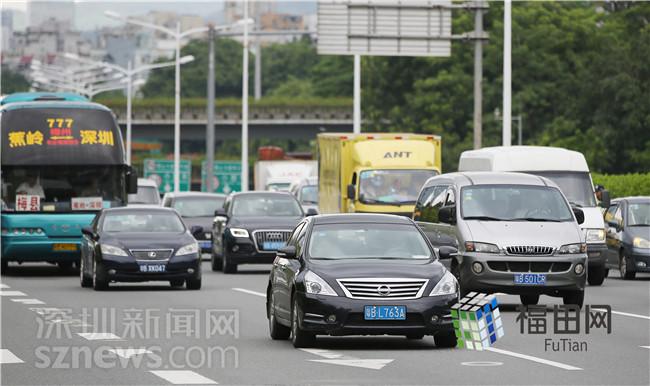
[1,260,649,385]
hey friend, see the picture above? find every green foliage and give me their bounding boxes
[592,173,650,199]
[1,66,30,93]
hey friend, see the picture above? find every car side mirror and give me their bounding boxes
[190,225,203,238]
[599,190,611,209]
[347,184,356,200]
[306,208,318,217]
[439,205,456,224]
[438,246,458,259]
[277,245,297,259]
[573,207,585,225]
[126,166,138,194]
[214,208,228,218]
[81,226,97,240]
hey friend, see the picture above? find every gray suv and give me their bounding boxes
[413,172,588,307]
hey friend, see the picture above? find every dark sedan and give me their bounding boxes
[605,197,650,279]
[80,207,202,290]
[162,192,226,253]
[211,192,313,273]
[266,214,458,348]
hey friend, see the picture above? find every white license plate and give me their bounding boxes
[139,264,166,273]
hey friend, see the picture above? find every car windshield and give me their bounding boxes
[232,195,302,217]
[128,185,159,205]
[359,169,438,205]
[300,185,318,204]
[102,212,185,233]
[308,223,432,260]
[173,196,225,217]
[628,202,650,226]
[461,185,574,222]
[525,171,596,207]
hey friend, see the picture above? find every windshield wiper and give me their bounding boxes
[509,217,562,222]
[463,216,505,221]
[629,224,650,227]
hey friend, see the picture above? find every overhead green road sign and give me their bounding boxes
[143,158,191,193]
[201,161,241,194]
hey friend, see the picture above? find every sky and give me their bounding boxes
[1,0,317,31]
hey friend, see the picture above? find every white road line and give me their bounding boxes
[485,347,582,371]
[641,346,650,350]
[108,348,153,359]
[150,370,218,385]
[0,349,24,364]
[77,332,123,341]
[610,310,650,321]
[300,348,345,359]
[232,288,265,298]
[0,284,10,289]
[11,298,45,305]
[301,348,394,370]
[0,290,26,297]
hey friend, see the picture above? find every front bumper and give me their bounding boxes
[586,243,607,269]
[459,253,587,296]
[101,253,201,282]
[296,292,457,336]
[224,236,277,265]
[627,249,650,273]
[1,236,80,262]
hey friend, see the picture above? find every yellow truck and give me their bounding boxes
[318,133,441,215]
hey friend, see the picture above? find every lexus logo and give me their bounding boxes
[148,251,157,258]
[377,285,391,296]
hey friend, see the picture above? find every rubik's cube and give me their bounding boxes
[451,292,504,350]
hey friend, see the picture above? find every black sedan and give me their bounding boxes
[80,207,203,290]
[211,192,314,273]
[266,214,459,348]
[605,197,650,279]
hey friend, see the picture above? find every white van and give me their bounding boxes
[458,146,610,286]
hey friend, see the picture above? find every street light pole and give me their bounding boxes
[173,21,182,192]
[353,54,361,134]
[241,0,250,192]
[503,0,512,146]
[126,60,133,165]
[206,25,216,193]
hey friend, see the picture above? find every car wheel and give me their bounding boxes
[619,252,636,280]
[291,297,315,348]
[170,279,184,287]
[450,262,468,297]
[268,291,290,340]
[92,260,108,291]
[186,276,202,290]
[520,294,539,305]
[1,260,7,274]
[434,330,457,348]
[222,245,238,274]
[80,257,92,288]
[562,290,584,308]
[406,334,425,340]
[587,266,606,286]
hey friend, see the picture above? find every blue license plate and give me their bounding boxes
[514,273,546,285]
[139,264,166,273]
[199,241,211,249]
[364,305,406,320]
[263,241,285,250]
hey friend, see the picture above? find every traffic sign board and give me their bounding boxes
[143,158,192,193]
[201,161,241,194]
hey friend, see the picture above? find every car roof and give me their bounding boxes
[102,207,176,214]
[137,178,158,187]
[613,196,650,204]
[311,213,414,225]
[164,192,227,198]
[423,171,554,189]
[231,191,295,198]
[459,146,589,173]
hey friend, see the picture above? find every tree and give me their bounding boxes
[1,66,30,94]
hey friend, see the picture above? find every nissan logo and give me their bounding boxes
[377,285,391,296]
[148,251,157,258]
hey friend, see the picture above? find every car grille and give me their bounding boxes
[130,249,173,260]
[487,261,571,273]
[337,278,429,300]
[253,230,292,252]
[506,246,554,256]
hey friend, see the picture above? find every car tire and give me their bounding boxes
[170,279,184,287]
[520,294,539,305]
[434,330,457,348]
[80,258,92,288]
[406,334,425,340]
[451,262,469,297]
[587,266,606,286]
[186,276,202,290]
[268,291,290,340]
[92,260,108,291]
[562,290,584,308]
[291,297,315,348]
[1,260,7,274]
[619,252,636,280]
[222,246,238,274]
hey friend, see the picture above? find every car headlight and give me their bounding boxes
[230,228,249,238]
[465,241,500,254]
[176,242,199,256]
[304,271,338,296]
[558,243,587,254]
[584,228,605,243]
[100,244,128,256]
[634,237,650,249]
[429,270,458,296]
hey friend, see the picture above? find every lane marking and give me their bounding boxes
[150,370,218,385]
[461,361,503,367]
[0,349,24,364]
[77,332,123,341]
[0,290,26,297]
[11,298,45,305]
[641,346,650,350]
[610,310,650,321]
[485,347,582,371]
[232,288,265,298]
[0,284,9,289]
[301,348,393,370]
[300,348,344,359]
[108,348,153,359]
